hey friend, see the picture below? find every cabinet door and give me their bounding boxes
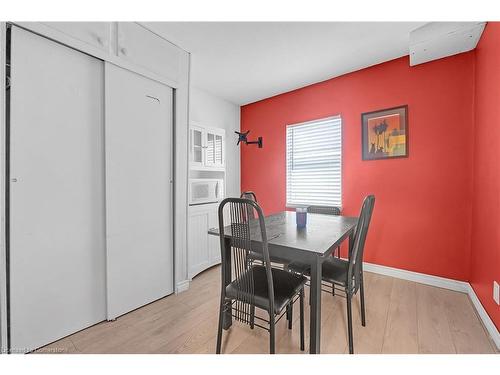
[215,132,225,167]
[189,125,205,168]
[42,22,112,52]
[188,210,211,278]
[205,128,225,168]
[205,131,216,167]
[117,22,180,82]
[208,209,221,265]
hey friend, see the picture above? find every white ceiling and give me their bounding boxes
[143,22,427,105]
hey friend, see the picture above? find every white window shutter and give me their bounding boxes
[286,116,342,208]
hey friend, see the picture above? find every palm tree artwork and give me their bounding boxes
[362,105,408,160]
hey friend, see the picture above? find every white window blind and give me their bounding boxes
[286,116,342,208]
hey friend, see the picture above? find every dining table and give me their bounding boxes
[208,210,358,354]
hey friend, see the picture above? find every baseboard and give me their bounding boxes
[175,279,190,294]
[466,284,500,350]
[363,262,470,292]
[363,262,499,350]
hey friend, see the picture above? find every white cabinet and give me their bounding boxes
[188,204,221,279]
[41,22,112,52]
[207,206,223,265]
[205,128,225,168]
[189,123,225,170]
[189,125,205,168]
[117,22,181,82]
[28,23,182,85]
[4,22,189,350]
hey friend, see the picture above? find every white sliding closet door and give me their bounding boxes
[105,63,173,319]
[9,27,106,351]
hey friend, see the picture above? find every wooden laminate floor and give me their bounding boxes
[37,266,498,354]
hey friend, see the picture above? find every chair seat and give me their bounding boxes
[226,265,307,314]
[287,257,350,286]
[248,250,292,265]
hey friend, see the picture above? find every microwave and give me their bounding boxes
[189,179,224,205]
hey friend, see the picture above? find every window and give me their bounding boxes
[286,116,342,208]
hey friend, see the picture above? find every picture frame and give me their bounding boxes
[361,105,408,160]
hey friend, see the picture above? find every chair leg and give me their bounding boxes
[286,303,290,326]
[269,313,276,354]
[346,292,354,354]
[250,303,255,329]
[284,264,292,329]
[216,296,225,354]
[299,288,305,351]
[332,282,335,296]
[360,273,366,327]
[288,303,293,330]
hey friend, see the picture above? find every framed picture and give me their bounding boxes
[361,105,408,160]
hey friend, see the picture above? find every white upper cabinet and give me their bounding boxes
[19,22,185,86]
[41,22,112,52]
[189,123,225,170]
[117,22,181,83]
[189,125,205,168]
[205,128,225,168]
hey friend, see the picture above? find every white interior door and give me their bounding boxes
[105,63,173,319]
[9,26,106,351]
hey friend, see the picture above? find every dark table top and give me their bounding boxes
[208,211,358,257]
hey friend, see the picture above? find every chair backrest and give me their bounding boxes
[240,191,258,219]
[347,195,375,292]
[218,197,275,322]
[307,205,341,215]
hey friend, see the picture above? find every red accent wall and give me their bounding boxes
[470,23,500,330]
[241,53,475,281]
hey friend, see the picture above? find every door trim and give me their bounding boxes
[0,22,10,353]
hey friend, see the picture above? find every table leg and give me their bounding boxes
[309,256,322,353]
[222,237,233,330]
[348,231,355,260]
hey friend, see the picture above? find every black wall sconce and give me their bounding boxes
[235,130,263,148]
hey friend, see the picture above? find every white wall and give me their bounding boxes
[189,87,240,197]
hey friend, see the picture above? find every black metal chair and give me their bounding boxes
[240,191,258,220]
[307,205,341,216]
[307,205,342,258]
[216,197,307,354]
[240,191,258,202]
[240,191,292,266]
[287,195,375,354]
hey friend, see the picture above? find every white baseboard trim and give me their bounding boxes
[175,279,190,294]
[363,262,499,350]
[466,283,500,350]
[363,262,470,292]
